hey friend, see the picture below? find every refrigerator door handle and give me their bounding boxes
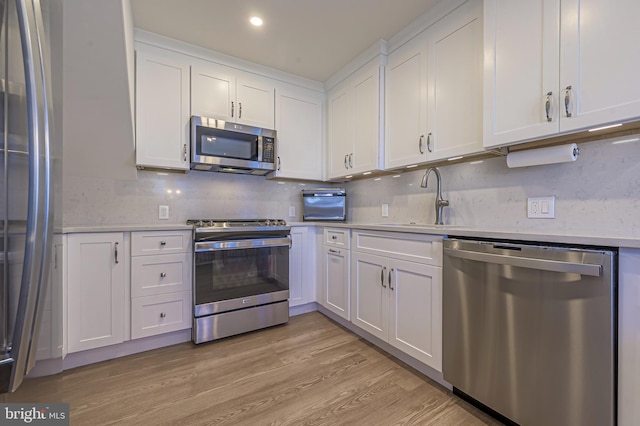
[10,0,53,392]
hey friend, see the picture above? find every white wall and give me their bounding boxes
[346,133,640,239]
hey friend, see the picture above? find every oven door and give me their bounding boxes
[194,236,290,317]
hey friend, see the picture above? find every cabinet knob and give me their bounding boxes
[160,241,167,246]
[160,272,167,278]
[332,235,337,240]
[160,312,166,318]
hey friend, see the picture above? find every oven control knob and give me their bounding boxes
[265,219,272,226]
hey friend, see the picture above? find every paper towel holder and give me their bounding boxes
[505,143,581,168]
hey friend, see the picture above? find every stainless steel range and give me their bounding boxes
[189,219,291,344]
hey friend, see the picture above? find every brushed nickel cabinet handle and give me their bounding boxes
[349,153,353,168]
[231,101,234,117]
[239,102,242,119]
[545,91,553,122]
[427,132,433,152]
[564,86,572,117]
[277,156,281,171]
[160,272,166,278]
[114,242,119,264]
[419,135,425,154]
[381,267,387,288]
[160,312,166,318]
[160,241,167,246]
[328,248,341,254]
[389,269,394,290]
[183,144,187,161]
[344,154,349,169]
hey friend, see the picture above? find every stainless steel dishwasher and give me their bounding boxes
[443,238,616,426]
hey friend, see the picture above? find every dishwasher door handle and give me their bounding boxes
[444,248,602,277]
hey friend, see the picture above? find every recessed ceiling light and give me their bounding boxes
[250,16,263,26]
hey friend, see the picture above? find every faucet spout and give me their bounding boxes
[420,167,449,225]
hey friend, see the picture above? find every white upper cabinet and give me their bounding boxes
[135,46,190,171]
[385,36,428,169]
[484,0,640,148]
[273,85,324,181]
[386,0,483,168]
[559,0,640,133]
[191,61,275,129]
[327,58,383,180]
[426,0,483,161]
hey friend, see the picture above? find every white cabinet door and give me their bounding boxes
[191,63,236,121]
[289,227,317,308]
[274,86,323,180]
[559,0,640,133]
[351,252,388,341]
[388,259,442,371]
[619,249,640,426]
[483,0,560,148]
[191,62,275,128]
[385,35,428,169]
[351,62,382,175]
[135,47,190,170]
[427,0,483,161]
[323,246,350,320]
[289,229,305,307]
[67,233,125,353]
[236,77,275,129]
[327,58,383,180]
[327,86,352,179]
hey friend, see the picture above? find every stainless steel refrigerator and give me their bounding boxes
[0,0,55,393]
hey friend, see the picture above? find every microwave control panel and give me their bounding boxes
[262,137,275,163]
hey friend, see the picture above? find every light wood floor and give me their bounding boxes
[4,312,501,425]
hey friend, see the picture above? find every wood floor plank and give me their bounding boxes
[3,312,501,425]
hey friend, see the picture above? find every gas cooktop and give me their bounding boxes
[186,219,287,228]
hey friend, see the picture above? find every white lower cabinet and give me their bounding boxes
[67,233,126,353]
[619,248,640,426]
[351,230,443,371]
[320,228,350,320]
[289,227,317,308]
[130,231,192,339]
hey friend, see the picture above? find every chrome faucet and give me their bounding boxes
[420,167,449,225]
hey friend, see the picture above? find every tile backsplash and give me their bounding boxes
[346,134,640,238]
[64,133,640,240]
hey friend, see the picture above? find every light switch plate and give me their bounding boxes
[288,206,296,217]
[381,203,389,217]
[159,205,169,220]
[527,197,555,219]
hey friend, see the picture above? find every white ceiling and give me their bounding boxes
[131,0,442,82]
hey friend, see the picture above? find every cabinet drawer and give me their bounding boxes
[352,230,442,266]
[131,230,192,256]
[131,291,191,339]
[131,253,191,297]
[324,228,350,247]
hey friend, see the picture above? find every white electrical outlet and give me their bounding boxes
[159,205,169,220]
[527,197,555,219]
[381,203,389,217]
[288,206,296,217]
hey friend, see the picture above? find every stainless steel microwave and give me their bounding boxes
[190,115,276,175]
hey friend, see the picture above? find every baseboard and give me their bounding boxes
[290,302,318,317]
[62,329,191,371]
[316,305,451,390]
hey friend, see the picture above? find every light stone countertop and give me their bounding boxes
[62,224,193,233]
[62,222,640,249]
[291,221,640,250]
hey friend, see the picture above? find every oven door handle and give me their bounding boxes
[195,237,292,252]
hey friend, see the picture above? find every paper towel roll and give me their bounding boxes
[506,143,579,168]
